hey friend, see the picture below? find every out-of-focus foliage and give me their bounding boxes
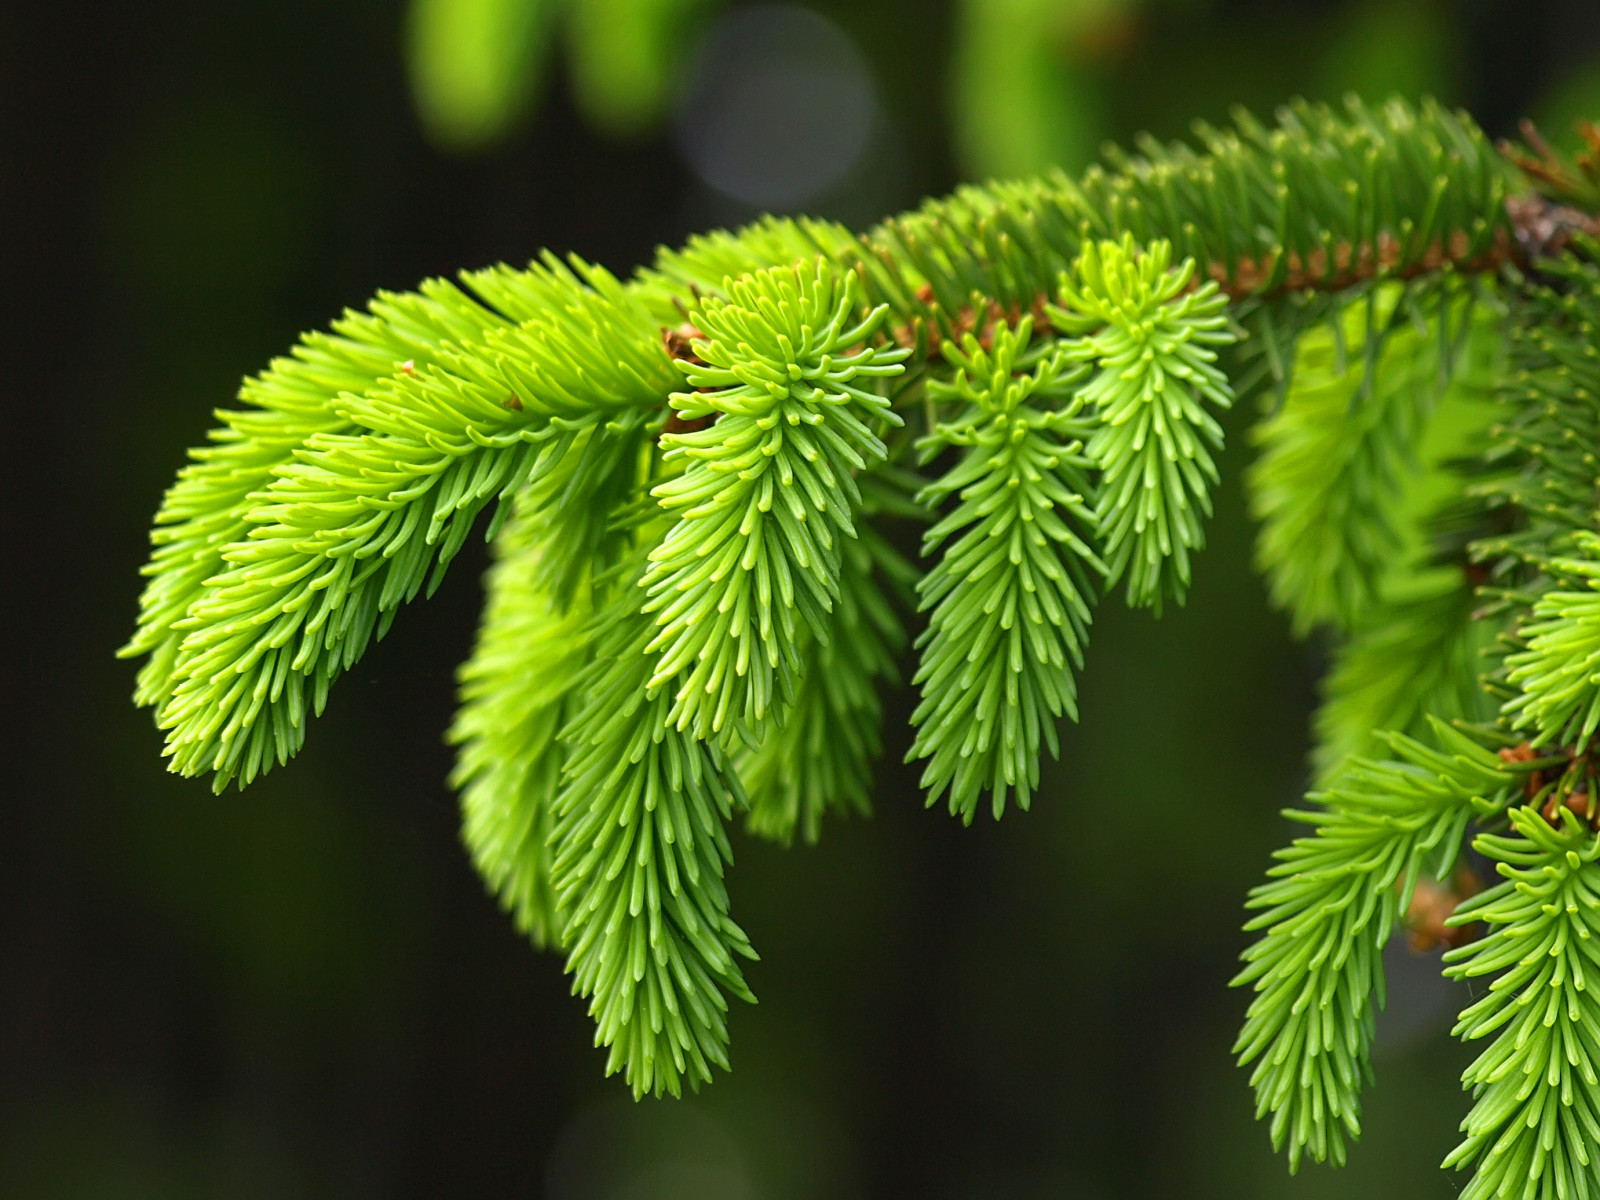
[568,0,714,134]
[407,0,713,148]
[950,0,1133,180]
[408,0,561,149]
[406,0,1145,172]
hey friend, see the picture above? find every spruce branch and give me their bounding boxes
[1248,281,1502,635]
[1506,534,1600,752]
[142,256,676,791]
[153,368,554,790]
[449,495,594,948]
[119,279,512,714]
[550,592,757,1098]
[1312,568,1495,787]
[1232,721,1513,1171]
[123,96,1600,1171]
[1443,807,1600,1200]
[640,262,909,745]
[906,317,1102,822]
[1501,119,1600,220]
[1049,235,1237,612]
[859,96,1514,346]
[739,521,912,845]
[1471,256,1600,573]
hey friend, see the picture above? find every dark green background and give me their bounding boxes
[6,1,1600,1195]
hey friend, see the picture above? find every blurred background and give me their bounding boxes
[7,0,1600,1195]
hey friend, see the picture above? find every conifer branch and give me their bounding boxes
[1233,722,1512,1171]
[1443,807,1600,1200]
[640,263,909,745]
[140,257,675,791]
[1247,280,1500,635]
[852,96,1513,346]
[1471,255,1600,573]
[450,495,594,948]
[1311,569,1494,786]
[740,522,912,845]
[122,97,1600,1186]
[1051,235,1237,610]
[119,280,511,713]
[1506,534,1600,751]
[550,594,757,1098]
[905,318,1101,821]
